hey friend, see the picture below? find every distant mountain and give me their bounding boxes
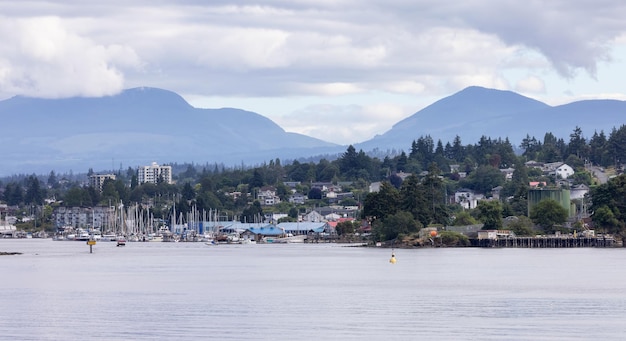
[2,86,625,176]
[356,86,626,151]
[0,87,339,175]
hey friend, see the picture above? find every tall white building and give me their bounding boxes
[138,162,172,184]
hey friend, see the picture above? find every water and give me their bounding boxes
[1,239,626,340]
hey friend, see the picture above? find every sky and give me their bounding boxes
[2,1,626,145]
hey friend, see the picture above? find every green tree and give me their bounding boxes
[63,186,91,207]
[592,205,623,234]
[240,201,263,223]
[336,220,356,236]
[372,210,420,241]
[363,182,400,223]
[4,183,24,206]
[529,199,568,234]
[452,211,478,226]
[24,175,45,205]
[182,182,195,201]
[460,165,505,194]
[504,216,535,236]
[477,200,503,230]
[590,174,626,235]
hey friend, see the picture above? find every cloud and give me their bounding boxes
[515,76,546,94]
[2,1,625,101]
[1,0,625,148]
[276,102,411,144]
[0,16,141,98]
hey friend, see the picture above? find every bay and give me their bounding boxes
[1,239,626,340]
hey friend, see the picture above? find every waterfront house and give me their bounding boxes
[477,230,514,240]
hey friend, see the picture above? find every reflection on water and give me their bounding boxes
[1,239,626,340]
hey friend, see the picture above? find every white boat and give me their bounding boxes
[100,233,117,242]
[116,236,126,246]
[240,238,256,245]
[264,234,307,244]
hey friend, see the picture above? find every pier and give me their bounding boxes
[473,236,615,248]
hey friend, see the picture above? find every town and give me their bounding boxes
[1,126,626,248]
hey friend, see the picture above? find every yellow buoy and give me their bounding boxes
[389,253,396,264]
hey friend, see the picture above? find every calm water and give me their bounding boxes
[1,239,626,340]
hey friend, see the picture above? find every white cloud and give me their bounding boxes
[276,102,411,144]
[515,76,546,94]
[0,16,141,98]
[1,1,626,143]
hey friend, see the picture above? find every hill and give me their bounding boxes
[0,87,339,175]
[356,86,626,151]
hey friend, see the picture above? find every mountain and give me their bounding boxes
[2,85,625,176]
[356,86,626,151]
[0,87,339,175]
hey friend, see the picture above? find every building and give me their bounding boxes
[527,188,572,217]
[454,189,484,210]
[53,206,116,230]
[554,163,575,179]
[138,162,172,184]
[89,173,116,192]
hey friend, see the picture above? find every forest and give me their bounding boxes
[3,124,626,243]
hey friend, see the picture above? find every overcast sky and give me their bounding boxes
[2,1,626,145]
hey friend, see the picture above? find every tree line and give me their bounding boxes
[2,125,626,237]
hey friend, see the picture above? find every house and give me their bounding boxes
[369,182,381,193]
[491,186,503,200]
[396,171,412,181]
[303,210,324,222]
[454,189,484,210]
[529,181,547,188]
[555,163,575,179]
[257,186,280,206]
[288,193,307,204]
[570,184,589,200]
[283,181,301,189]
[499,168,515,180]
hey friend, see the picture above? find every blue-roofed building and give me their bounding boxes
[277,222,329,235]
[244,225,286,237]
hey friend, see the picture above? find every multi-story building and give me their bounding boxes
[89,173,116,192]
[138,162,172,184]
[53,206,116,230]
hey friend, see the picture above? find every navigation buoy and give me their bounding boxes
[389,252,397,264]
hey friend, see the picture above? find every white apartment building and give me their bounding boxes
[138,162,172,184]
[89,173,116,192]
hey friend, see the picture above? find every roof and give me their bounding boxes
[246,225,285,236]
[277,222,327,233]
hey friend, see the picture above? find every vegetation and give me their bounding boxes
[2,124,626,243]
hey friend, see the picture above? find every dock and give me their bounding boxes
[473,236,615,248]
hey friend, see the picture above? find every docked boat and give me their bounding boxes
[264,234,307,244]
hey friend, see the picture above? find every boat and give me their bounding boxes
[240,238,256,245]
[100,233,117,242]
[116,236,126,247]
[263,234,307,244]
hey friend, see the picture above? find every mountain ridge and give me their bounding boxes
[1,85,625,176]
[356,86,625,151]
